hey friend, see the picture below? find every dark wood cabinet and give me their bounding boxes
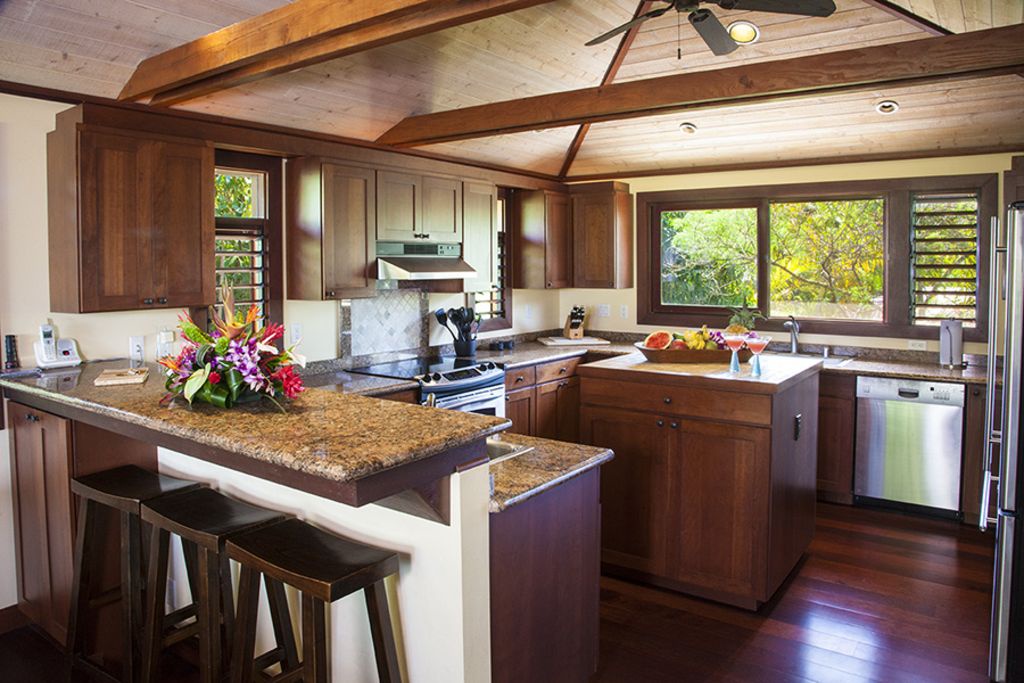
[816,374,856,504]
[570,181,633,289]
[503,359,581,440]
[504,386,536,436]
[376,170,461,243]
[513,190,571,289]
[535,376,579,443]
[962,384,997,526]
[48,116,214,313]
[286,158,376,300]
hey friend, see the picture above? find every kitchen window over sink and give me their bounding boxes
[638,174,996,341]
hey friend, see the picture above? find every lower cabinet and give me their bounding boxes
[502,360,581,440]
[504,386,537,435]
[962,384,997,526]
[535,377,579,442]
[816,374,856,504]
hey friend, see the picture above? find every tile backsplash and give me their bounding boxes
[344,288,428,358]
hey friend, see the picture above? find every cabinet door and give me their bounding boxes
[376,170,420,241]
[323,163,376,294]
[572,192,615,288]
[664,419,770,600]
[78,130,148,312]
[9,402,73,645]
[462,182,497,293]
[816,374,855,504]
[962,384,997,525]
[147,139,215,308]
[581,405,676,574]
[421,175,462,243]
[544,192,572,288]
[505,387,536,436]
[536,378,580,442]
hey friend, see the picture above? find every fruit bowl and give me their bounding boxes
[634,341,752,364]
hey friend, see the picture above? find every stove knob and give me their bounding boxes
[431,373,442,381]
[421,375,432,383]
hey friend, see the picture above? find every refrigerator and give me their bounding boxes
[984,201,1024,682]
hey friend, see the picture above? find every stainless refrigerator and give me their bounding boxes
[983,201,1024,682]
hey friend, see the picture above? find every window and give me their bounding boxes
[470,188,513,331]
[638,174,996,341]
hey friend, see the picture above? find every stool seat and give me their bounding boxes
[71,465,200,514]
[141,487,285,551]
[227,518,400,602]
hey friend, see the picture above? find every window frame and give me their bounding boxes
[476,186,514,333]
[637,174,997,342]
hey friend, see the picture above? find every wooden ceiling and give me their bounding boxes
[0,0,1021,179]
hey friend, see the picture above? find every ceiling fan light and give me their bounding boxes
[679,122,698,135]
[727,21,760,45]
[875,99,900,115]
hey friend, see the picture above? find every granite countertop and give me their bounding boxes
[472,341,638,369]
[818,358,988,385]
[301,370,419,396]
[487,433,613,513]
[0,361,509,484]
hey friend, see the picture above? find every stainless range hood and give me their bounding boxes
[376,242,477,281]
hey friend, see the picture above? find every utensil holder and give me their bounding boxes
[454,339,477,358]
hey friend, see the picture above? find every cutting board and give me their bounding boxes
[537,336,610,346]
[93,367,149,386]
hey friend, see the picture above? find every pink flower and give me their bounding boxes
[272,365,305,400]
[208,371,221,385]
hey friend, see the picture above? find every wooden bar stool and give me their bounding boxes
[139,487,287,683]
[226,518,402,683]
[67,465,201,683]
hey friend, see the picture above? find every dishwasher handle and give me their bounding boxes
[897,388,920,399]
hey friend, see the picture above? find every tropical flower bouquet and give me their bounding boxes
[159,290,305,410]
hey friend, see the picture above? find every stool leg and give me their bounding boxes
[265,578,299,672]
[141,526,170,683]
[365,580,401,683]
[66,496,99,682]
[196,546,223,683]
[119,510,143,683]
[301,595,328,683]
[229,566,260,683]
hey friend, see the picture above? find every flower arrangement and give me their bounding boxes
[159,289,305,410]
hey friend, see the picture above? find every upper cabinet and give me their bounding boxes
[376,170,462,243]
[462,181,498,293]
[513,190,572,289]
[570,182,633,289]
[286,157,376,300]
[48,123,214,313]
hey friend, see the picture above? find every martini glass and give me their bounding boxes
[745,333,771,378]
[723,334,746,373]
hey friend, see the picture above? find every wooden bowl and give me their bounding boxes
[633,341,752,364]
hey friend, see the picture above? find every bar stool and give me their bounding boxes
[226,518,402,683]
[139,487,287,683]
[67,465,201,683]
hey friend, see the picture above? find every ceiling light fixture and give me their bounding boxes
[875,99,900,115]
[679,122,698,134]
[726,20,760,45]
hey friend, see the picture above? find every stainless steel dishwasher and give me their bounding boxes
[854,376,965,515]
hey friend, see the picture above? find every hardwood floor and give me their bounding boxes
[0,503,995,683]
[596,503,995,683]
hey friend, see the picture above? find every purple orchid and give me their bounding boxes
[224,339,269,392]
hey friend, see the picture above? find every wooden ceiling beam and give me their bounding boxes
[377,23,1024,147]
[559,0,653,179]
[120,0,557,105]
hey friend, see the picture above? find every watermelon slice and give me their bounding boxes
[643,330,673,350]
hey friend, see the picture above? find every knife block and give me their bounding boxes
[563,313,585,340]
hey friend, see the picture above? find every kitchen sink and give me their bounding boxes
[767,353,855,368]
[486,437,534,464]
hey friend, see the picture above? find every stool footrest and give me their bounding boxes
[162,621,200,648]
[164,602,198,628]
[86,587,121,611]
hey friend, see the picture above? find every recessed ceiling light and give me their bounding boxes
[679,122,698,134]
[727,21,760,45]
[875,99,900,115]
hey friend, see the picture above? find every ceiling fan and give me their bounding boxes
[585,0,837,55]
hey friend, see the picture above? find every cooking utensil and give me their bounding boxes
[435,308,458,341]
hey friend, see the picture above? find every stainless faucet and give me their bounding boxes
[782,315,800,354]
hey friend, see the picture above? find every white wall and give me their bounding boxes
[565,153,1022,354]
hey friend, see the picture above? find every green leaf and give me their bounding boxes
[225,368,245,401]
[183,366,210,403]
[214,336,230,354]
[180,319,212,345]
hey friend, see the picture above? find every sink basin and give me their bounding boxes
[486,438,534,464]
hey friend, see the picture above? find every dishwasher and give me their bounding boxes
[854,376,965,516]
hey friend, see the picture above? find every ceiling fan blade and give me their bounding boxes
[585,5,673,46]
[708,0,837,18]
[688,9,738,56]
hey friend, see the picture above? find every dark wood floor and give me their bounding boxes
[0,503,995,683]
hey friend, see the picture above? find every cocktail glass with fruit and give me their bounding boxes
[723,334,747,373]
[745,333,771,377]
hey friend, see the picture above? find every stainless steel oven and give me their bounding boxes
[349,357,506,418]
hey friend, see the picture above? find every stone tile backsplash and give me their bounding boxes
[346,288,428,358]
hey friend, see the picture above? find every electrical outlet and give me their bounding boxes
[290,323,303,344]
[524,304,534,320]
[619,304,629,319]
[907,339,928,351]
[597,304,611,318]
[129,336,145,363]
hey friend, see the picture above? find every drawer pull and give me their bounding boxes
[157,297,168,305]
[515,376,525,383]
[656,419,664,427]
[663,397,672,404]
[142,298,154,305]
[559,367,567,374]
[670,422,678,429]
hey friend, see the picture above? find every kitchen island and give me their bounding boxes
[579,352,822,610]
[2,360,601,683]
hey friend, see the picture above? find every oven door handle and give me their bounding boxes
[435,391,504,412]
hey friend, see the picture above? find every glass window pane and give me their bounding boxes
[769,199,885,321]
[214,169,266,218]
[659,208,758,307]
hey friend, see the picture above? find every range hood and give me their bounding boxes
[376,242,477,281]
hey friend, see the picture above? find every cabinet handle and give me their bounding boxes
[505,396,511,402]
[142,298,154,305]
[794,413,803,441]
[422,234,430,240]
[326,290,336,298]
[25,414,39,423]
[663,397,672,404]
[670,422,678,429]
[515,376,525,383]
[656,419,664,427]
[558,367,567,374]
[157,297,168,305]
[546,282,553,288]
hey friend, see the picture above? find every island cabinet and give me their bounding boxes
[286,157,377,300]
[376,170,462,243]
[48,116,215,313]
[579,357,820,610]
[503,357,581,440]
[569,181,634,289]
[816,374,856,504]
[513,189,572,289]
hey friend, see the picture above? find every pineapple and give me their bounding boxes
[726,304,765,335]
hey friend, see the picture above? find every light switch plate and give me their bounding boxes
[619,304,629,319]
[290,323,303,344]
[129,336,145,363]
[907,339,927,351]
[597,304,611,318]
[524,304,534,320]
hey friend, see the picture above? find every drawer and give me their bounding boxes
[535,357,581,385]
[505,365,536,390]
[580,378,771,426]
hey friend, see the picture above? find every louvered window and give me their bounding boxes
[911,193,980,327]
[215,168,270,323]
[470,195,509,324]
